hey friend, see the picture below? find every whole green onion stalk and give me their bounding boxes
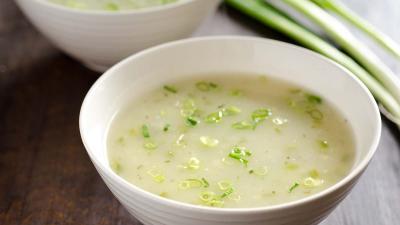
[311,0,400,59]
[225,0,400,125]
[281,0,400,124]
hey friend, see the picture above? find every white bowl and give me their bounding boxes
[79,36,381,225]
[15,0,220,72]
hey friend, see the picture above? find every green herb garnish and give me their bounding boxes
[147,169,165,183]
[163,85,177,93]
[180,99,196,117]
[186,116,200,127]
[289,182,300,192]
[143,141,158,150]
[306,94,323,104]
[228,146,252,166]
[196,81,218,91]
[182,157,200,170]
[142,124,150,138]
[318,139,329,149]
[179,179,204,189]
[104,2,119,11]
[163,124,170,132]
[221,187,234,198]
[204,111,223,123]
[222,106,241,116]
[201,178,210,188]
[230,89,243,96]
[251,108,272,123]
[307,109,324,120]
[217,180,232,190]
[232,121,253,130]
[303,177,324,188]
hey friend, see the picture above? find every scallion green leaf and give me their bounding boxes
[289,182,300,192]
[225,0,400,125]
[142,124,150,138]
[163,85,177,93]
[232,121,253,130]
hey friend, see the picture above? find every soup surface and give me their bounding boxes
[48,0,178,11]
[107,75,355,208]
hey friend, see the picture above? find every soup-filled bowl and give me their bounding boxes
[15,0,220,72]
[79,36,381,225]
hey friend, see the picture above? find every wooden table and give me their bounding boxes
[1,1,399,224]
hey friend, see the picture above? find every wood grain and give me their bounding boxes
[0,0,399,224]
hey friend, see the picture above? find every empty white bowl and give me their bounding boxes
[79,36,381,225]
[15,0,220,72]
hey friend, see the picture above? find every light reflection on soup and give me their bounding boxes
[107,75,355,208]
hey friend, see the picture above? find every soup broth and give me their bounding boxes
[48,0,178,11]
[107,75,355,208]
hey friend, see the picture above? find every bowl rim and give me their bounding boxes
[30,0,197,15]
[79,36,381,214]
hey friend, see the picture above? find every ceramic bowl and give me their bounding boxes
[15,0,220,72]
[79,36,381,225]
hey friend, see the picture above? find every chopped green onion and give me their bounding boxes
[221,187,235,198]
[141,125,150,138]
[309,169,320,178]
[182,157,200,170]
[104,2,119,11]
[159,192,168,198]
[163,85,177,93]
[201,178,210,188]
[251,166,269,176]
[222,106,241,116]
[251,108,272,123]
[200,136,219,147]
[179,179,204,189]
[147,169,165,183]
[111,161,122,174]
[163,124,170,132]
[230,89,244,96]
[311,0,400,59]
[207,199,225,207]
[196,81,219,91]
[307,109,324,121]
[232,121,253,130]
[180,99,197,117]
[205,111,223,123]
[289,182,300,192]
[186,116,200,127]
[228,146,252,166]
[196,82,210,91]
[303,177,324,187]
[199,191,225,207]
[217,180,232,190]
[143,141,158,150]
[285,162,299,170]
[306,94,323,104]
[199,191,216,202]
[318,139,329,149]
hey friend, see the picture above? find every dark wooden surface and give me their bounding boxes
[0,1,399,224]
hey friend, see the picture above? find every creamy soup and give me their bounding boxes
[48,0,178,11]
[107,75,355,208]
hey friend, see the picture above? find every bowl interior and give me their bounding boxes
[80,36,381,209]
